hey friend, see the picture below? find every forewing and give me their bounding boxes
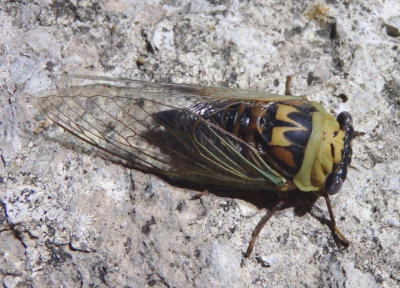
[53,74,303,102]
[38,76,287,189]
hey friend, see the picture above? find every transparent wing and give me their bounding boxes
[38,76,288,189]
[53,74,303,102]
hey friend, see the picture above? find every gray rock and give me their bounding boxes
[1,0,399,287]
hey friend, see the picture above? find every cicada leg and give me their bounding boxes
[244,200,285,258]
[285,76,292,96]
[191,190,209,200]
[323,192,351,246]
[353,130,365,137]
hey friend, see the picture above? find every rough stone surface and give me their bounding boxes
[1,0,399,287]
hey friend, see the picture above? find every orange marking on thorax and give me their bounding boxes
[245,103,266,145]
[270,146,297,168]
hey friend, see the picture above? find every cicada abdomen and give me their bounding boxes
[38,75,355,257]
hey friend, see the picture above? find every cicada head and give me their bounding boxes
[323,111,354,195]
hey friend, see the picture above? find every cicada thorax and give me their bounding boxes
[197,99,349,193]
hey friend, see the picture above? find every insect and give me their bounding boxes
[38,75,355,257]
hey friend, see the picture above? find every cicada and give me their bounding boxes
[38,75,355,257]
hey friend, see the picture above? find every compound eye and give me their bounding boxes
[337,112,353,128]
[325,174,343,195]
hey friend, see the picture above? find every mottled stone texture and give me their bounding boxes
[1,0,399,287]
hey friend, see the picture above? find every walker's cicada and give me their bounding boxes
[39,75,355,257]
